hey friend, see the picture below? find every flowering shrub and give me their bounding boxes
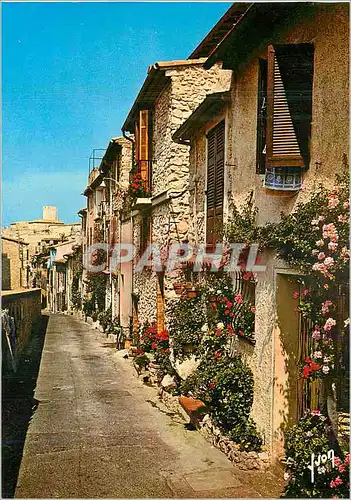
[128,172,151,199]
[283,411,350,498]
[181,356,262,452]
[200,272,256,341]
[167,294,206,360]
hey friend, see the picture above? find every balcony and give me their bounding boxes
[264,167,302,192]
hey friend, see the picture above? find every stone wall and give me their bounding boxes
[182,3,349,457]
[1,238,28,290]
[133,62,232,329]
[2,289,42,365]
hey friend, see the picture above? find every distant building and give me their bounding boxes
[2,206,81,288]
[1,236,29,290]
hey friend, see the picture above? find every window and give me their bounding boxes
[257,44,314,187]
[206,120,225,247]
[134,109,153,191]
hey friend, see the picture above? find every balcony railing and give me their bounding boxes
[264,166,302,191]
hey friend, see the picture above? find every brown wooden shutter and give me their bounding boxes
[206,121,225,246]
[139,110,149,187]
[267,44,314,169]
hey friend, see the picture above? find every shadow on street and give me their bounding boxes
[2,314,48,498]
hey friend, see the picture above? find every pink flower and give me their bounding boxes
[234,293,243,305]
[250,306,256,313]
[338,215,348,223]
[312,329,321,340]
[318,216,325,222]
[324,257,335,268]
[313,351,323,359]
[330,480,336,489]
[312,249,319,256]
[328,196,340,209]
[302,289,309,296]
[322,365,330,374]
[226,300,233,308]
[338,465,346,473]
[334,477,343,486]
[344,454,350,466]
[328,241,338,252]
[318,252,326,260]
[324,317,336,331]
[321,300,333,315]
[343,201,349,209]
[316,239,324,247]
[293,291,299,299]
[312,409,321,415]
[334,457,342,467]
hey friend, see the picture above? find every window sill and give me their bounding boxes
[264,167,302,192]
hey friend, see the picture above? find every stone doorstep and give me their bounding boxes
[178,396,207,423]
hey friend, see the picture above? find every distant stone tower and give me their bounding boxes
[42,206,58,221]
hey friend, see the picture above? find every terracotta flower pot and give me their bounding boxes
[173,282,186,295]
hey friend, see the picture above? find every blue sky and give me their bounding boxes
[2,1,230,226]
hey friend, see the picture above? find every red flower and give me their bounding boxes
[215,329,222,337]
[209,382,216,390]
[214,352,221,358]
[158,330,169,341]
[224,309,230,315]
[226,300,233,308]
[238,330,244,336]
[304,356,312,363]
[293,291,299,299]
[310,361,321,372]
[151,342,157,350]
[303,365,311,378]
[243,272,252,281]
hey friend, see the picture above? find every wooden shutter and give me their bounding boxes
[139,110,149,186]
[267,44,314,168]
[206,121,225,246]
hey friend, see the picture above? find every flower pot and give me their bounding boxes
[173,282,186,295]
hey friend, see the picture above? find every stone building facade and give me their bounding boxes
[172,2,349,459]
[121,59,231,336]
[2,206,80,288]
[81,137,132,320]
[1,236,29,290]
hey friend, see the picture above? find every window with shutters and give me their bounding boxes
[257,44,314,190]
[134,109,152,192]
[206,121,225,247]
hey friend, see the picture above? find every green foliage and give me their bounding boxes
[181,356,262,452]
[167,294,206,360]
[84,273,106,314]
[283,411,350,498]
[98,307,112,332]
[224,191,261,245]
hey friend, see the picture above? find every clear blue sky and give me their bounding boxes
[2,1,230,226]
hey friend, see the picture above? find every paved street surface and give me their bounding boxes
[15,314,282,498]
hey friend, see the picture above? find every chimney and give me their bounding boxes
[43,206,58,221]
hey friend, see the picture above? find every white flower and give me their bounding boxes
[318,466,326,474]
[201,323,208,333]
[216,322,225,330]
[344,318,350,327]
[322,365,330,374]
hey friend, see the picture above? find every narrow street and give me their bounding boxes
[14,313,282,498]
